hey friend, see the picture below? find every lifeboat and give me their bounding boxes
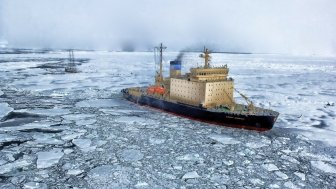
[147,86,165,95]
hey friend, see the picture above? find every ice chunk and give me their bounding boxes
[0,133,31,144]
[275,171,288,179]
[245,141,268,149]
[262,163,279,171]
[28,108,70,116]
[0,121,52,132]
[223,160,234,166]
[72,139,95,152]
[61,132,85,141]
[115,116,149,124]
[96,140,107,147]
[63,149,74,154]
[283,181,298,189]
[182,171,200,180]
[0,159,7,166]
[62,114,94,121]
[294,172,305,181]
[281,155,300,164]
[208,134,240,145]
[120,149,144,162]
[161,173,176,180]
[23,182,47,189]
[269,184,280,188]
[37,148,64,169]
[0,103,13,120]
[310,161,336,174]
[250,178,264,185]
[149,138,165,145]
[176,154,203,162]
[0,156,34,175]
[76,118,96,126]
[100,108,146,116]
[67,169,84,176]
[76,99,124,108]
[87,165,132,188]
[32,133,64,145]
[135,182,149,188]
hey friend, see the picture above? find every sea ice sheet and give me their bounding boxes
[0,50,335,188]
[208,134,240,145]
[36,148,64,169]
[0,103,13,120]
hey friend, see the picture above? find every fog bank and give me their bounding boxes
[0,0,335,55]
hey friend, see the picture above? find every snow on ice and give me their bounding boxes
[0,50,335,188]
[36,148,64,169]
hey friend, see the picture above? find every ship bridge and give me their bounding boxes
[169,49,235,109]
[190,65,229,82]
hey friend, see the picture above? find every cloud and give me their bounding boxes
[0,0,335,55]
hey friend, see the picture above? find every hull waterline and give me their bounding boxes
[122,89,278,131]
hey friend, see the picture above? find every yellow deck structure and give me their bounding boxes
[169,49,234,109]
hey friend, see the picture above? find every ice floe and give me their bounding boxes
[115,116,153,125]
[208,134,240,145]
[76,99,124,108]
[310,161,336,174]
[75,118,96,126]
[283,181,298,189]
[31,133,64,145]
[0,121,52,132]
[66,169,84,176]
[23,182,47,189]
[61,132,85,141]
[149,138,165,145]
[0,133,32,144]
[100,108,146,116]
[28,108,71,116]
[176,154,203,162]
[0,103,13,120]
[135,182,149,188]
[87,165,132,188]
[275,171,288,180]
[294,172,305,181]
[250,178,264,185]
[72,139,95,152]
[36,148,64,169]
[119,149,144,162]
[0,155,34,175]
[262,163,279,171]
[182,171,200,180]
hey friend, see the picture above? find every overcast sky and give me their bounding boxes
[0,0,335,55]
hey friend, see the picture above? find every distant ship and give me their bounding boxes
[122,44,279,131]
[65,50,79,73]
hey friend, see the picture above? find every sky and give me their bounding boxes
[0,0,335,55]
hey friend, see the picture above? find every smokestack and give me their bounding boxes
[170,52,183,78]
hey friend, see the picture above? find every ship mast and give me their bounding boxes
[155,43,166,85]
[200,47,211,68]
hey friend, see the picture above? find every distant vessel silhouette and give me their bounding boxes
[65,50,79,73]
